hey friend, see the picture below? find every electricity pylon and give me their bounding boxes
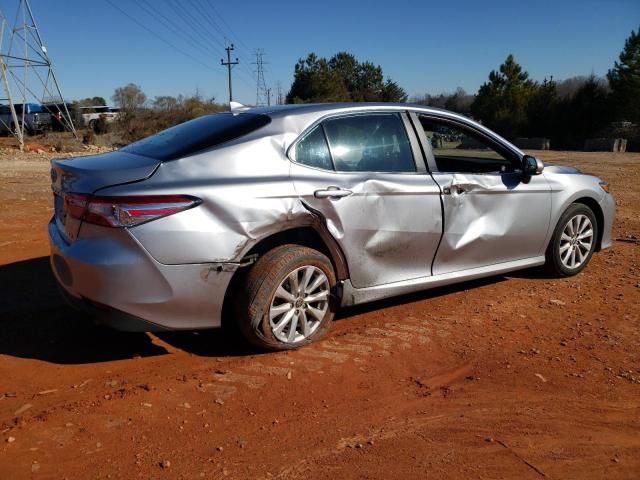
[253,50,268,106]
[0,0,76,147]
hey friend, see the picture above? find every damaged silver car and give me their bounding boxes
[49,103,615,350]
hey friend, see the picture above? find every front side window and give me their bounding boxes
[418,115,515,173]
[323,114,416,173]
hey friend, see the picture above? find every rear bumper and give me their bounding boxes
[57,286,171,332]
[48,218,234,331]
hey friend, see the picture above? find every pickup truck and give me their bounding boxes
[0,103,52,135]
[44,102,79,132]
[79,106,119,130]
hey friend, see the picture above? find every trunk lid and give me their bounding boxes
[51,151,160,243]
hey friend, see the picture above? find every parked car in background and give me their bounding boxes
[43,102,78,132]
[79,105,119,130]
[49,103,615,351]
[0,103,51,135]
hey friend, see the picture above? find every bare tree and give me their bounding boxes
[112,83,147,114]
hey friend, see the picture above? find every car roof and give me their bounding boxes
[245,102,481,129]
[246,102,453,117]
[238,102,523,157]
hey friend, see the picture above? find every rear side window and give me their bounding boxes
[295,125,333,170]
[322,114,416,173]
[122,113,271,161]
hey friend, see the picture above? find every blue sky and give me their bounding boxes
[11,0,640,105]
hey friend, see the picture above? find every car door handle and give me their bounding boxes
[444,183,472,195]
[314,187,353,199]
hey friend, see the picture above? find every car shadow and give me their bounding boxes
[504,266,554,280]
[0,256,545,363]
[0,256,170,364]
[335,274,509,320]
[154,329,257,358]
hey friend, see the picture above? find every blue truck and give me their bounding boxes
[0,103,52,135]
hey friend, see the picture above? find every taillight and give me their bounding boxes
[64,193,201,228]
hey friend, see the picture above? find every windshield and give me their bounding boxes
[121,113,271,161]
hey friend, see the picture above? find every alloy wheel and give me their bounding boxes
[268,265,330,344]
[559,214,594,269]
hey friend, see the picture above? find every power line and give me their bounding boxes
[162,0,254,86]
[166,0,225,51]
[189,0,255,80]
[134,0,219,59]
[105,0,220,74]
[201,0,253,54]
[180,0,255,82]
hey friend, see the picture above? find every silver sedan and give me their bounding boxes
[49,103,615,350]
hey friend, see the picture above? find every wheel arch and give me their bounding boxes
[242,225,349,280]
[220,222,349,329]
[573,196,605,251]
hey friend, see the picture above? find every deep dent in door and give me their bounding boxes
[303,176,442,288]
[432,172,551,275]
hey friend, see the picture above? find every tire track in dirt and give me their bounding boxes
[186,315,442,407]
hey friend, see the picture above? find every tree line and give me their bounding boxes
[99,27,638,150]
[287,27,640,150]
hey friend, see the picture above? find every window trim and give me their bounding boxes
[409,112,522,174]
[287,110,428,175]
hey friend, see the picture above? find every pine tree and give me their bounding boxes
[286,52,407,104]
[607,27,640,122]
[471,54,536,138]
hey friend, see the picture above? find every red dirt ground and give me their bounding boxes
[0,149,638,479]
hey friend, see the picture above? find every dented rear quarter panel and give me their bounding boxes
[105,125,309,265]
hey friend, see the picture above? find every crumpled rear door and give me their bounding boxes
[291,163,442,288]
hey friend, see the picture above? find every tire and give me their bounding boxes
[545,203,598,277]
[13,122,32,137]
[88,119,97,131]
[235,245,336,351]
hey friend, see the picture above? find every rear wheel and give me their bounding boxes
[12,122,31,137]
[235,245,336,351]
[545,203,598,277]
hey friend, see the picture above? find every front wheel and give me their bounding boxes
[545,203,598,277]
[235,245,336,351]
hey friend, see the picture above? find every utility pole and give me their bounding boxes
[266,87,271,106]
[276,81,283,105]
[220,44,238,105]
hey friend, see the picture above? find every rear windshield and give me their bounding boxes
[121,112,271,161]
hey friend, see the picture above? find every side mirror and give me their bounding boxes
[522,155,544,175]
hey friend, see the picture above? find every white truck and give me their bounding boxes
[79,106,119,130]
